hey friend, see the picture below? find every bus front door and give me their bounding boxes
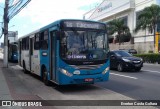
[50,31,57,81]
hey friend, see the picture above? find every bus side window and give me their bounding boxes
[26,37,29,50]
[60,32,67,57]
[22,38,25,50]
[40,30,48,50]
[22,38,28,50]
[34,33,40,50]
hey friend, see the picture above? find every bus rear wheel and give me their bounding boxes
[42,67,50,86]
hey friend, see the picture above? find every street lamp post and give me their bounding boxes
[3,0,9,67]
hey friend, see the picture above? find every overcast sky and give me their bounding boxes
[0,0,103,42]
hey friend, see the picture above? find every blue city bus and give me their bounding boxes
[8,42,18,62]
[18,19,110,85]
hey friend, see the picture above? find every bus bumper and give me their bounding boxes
[57,71,109,85]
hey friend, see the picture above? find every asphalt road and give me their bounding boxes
[96,63,160,100]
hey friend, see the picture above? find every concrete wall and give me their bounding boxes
[109,41,154,54]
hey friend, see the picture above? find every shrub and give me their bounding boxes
[134,53,160,64]
[148,50,153,53]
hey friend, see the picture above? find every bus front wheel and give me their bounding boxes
[42,67,50,86]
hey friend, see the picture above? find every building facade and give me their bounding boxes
[8,31,18,43]
[84,0,160,53]
[0,31,18,49]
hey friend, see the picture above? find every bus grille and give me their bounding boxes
[70,64,103,70]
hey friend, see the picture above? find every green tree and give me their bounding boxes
[135,4,160,45]
[107,19,130,45]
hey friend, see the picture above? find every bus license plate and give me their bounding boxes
[84,78,93,82]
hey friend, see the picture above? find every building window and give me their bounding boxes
[119,16,128,26]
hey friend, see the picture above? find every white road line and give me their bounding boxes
[142,69,160,74]
[110,73,138,79]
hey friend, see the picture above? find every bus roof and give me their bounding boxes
[18,19,106,40]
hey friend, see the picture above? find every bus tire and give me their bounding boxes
[42,67,50,86]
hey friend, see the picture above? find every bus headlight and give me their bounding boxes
[102,67,109,74]
[59,68,73,77]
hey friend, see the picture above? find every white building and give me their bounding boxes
[0,31,18,49]
[84,0,160,53]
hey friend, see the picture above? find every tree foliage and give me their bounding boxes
[107,19,130,45]
[135,4,160,44]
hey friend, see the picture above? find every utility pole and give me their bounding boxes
[3,0,9,67]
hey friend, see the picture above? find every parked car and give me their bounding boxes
[109,50,143,72]
[119,49,137,54]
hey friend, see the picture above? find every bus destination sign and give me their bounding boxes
[63,21,106,30]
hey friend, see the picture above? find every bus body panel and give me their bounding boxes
[21,50,30,71]
[57,58,110,85]
[32,50,40,75]
[30,52,34,72]
[58,71,110,85]
[18,40,22,66]
[40,50,49,77]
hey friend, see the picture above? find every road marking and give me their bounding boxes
[142,69,160,74]
[110,73,138,79]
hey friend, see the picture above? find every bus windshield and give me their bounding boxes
[60,30,109,61]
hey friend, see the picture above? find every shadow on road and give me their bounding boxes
[54,84,99,93]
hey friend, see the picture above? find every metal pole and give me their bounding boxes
[3,0,9,67]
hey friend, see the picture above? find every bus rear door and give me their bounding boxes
[19,40,22,66]
[29,36,34,72]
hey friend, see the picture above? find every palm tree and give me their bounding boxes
[135,4,160,46]
[107,19,130,45]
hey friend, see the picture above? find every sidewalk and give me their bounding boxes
[0,59,13,100]
[0,58,22,109]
